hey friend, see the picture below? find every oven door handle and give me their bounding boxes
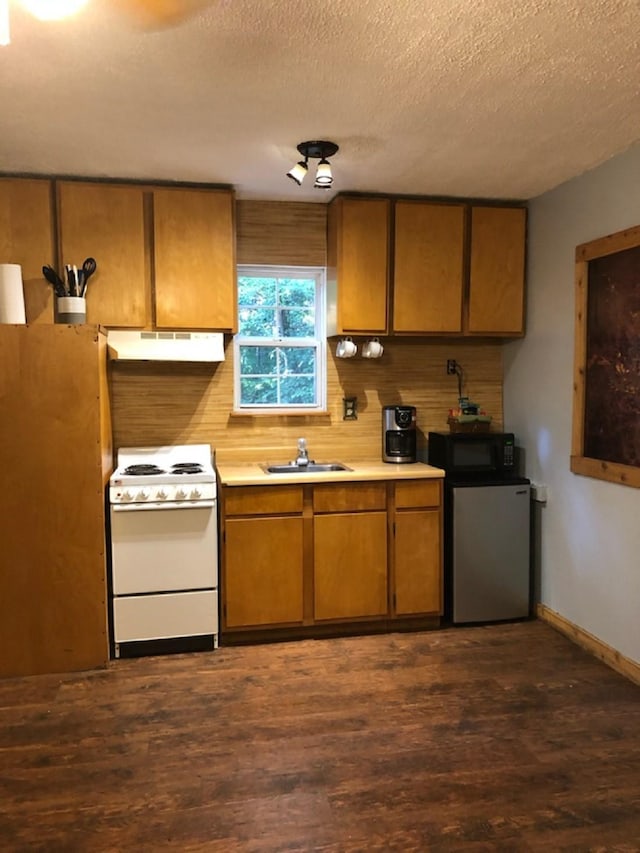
[111,500,216,512]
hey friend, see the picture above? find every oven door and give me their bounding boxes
[110,502,217,594]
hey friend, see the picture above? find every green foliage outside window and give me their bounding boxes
[236,271,324,408]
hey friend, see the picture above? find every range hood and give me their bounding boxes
[107,330,225,362]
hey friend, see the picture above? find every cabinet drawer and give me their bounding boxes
[395,479,441,509]
[313,482,386,513]
[224,485,303,516]
[114,590,218,643]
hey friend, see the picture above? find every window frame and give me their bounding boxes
[233,264,327,414]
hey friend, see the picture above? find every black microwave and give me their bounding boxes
[427,431,516,477]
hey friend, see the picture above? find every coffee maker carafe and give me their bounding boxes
[382,405,417,463]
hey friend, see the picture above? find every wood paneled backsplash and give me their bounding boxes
[110,338,503,463]
[236,200,327,266]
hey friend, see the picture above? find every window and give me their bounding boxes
[234,265,326,412]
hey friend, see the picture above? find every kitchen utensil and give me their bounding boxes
[79,257,97,297]
[42,265,66,297]
[65,264,78,297]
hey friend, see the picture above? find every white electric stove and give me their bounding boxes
[109,444,219,658]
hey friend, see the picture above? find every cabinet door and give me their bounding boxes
[395,509,441,615]
[393,201,465,333]
[153,188,236,331]
[467,206,526,335]
[0,177,55,324]
[57,182,149,327]
[224,516,303,627]
[327,196,389,334]
[314,512,387,620]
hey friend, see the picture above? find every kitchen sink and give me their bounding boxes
[262,462,352,474]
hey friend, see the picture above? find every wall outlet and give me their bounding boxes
[447,359,458,375]
[531,483,549,503]
[343,396,358,420]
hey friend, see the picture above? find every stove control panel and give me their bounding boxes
[110,482,216,505]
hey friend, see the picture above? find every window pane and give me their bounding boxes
[280,346,315,373]
[240,346,277,375]
[279,278,315,307]
[280,308,315,337]
[240,377,278,404]
[238,277,277,306]
[281,376,315,405]
[238,308,276,337]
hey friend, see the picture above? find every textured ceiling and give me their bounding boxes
[1,0,639,202]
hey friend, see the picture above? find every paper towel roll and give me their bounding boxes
[0,264,26,324]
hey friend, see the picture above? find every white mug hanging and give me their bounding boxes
[336,336,357,358]
[362,337,384,358]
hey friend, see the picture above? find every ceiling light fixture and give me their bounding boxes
[286,141,339,189]
[1,0,90,46]
[0,0,9,45]
[19,0,90,20]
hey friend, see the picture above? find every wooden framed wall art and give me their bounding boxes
[571,223,640,487]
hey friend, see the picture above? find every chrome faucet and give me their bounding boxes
[294,437,311,467]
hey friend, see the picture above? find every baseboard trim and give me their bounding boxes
[537,603,640,686]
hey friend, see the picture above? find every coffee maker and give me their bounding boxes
[382,405,417,463]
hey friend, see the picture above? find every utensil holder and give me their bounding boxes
[56,296,86,325]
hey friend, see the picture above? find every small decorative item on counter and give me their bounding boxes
[448,397,492,433]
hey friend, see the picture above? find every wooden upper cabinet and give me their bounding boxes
[327,195,390,335]
[393,201,465,333]
[153,187,237,331]
[467,206,527,335]
[57,181,149,328]
[0,178,55,324]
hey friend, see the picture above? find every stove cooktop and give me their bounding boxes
[111,444,215,486]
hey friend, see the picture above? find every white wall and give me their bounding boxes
[504,142,640,664]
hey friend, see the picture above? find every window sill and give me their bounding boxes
[230,409,330,419]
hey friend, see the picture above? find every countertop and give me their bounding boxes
[216,459,445,487]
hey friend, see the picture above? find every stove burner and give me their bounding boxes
[171,463,204,475]
[124,464,166,476]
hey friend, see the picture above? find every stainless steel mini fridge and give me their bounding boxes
[448,479,531,623]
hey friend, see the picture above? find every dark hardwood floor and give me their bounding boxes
[1,620,639,852]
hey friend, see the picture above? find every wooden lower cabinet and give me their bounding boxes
[393,479,442,616]
[394,510,441,615]
[221,478,442,640]
[314,512,387,620]
[224,516,304,628]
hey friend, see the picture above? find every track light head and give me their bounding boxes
[287,159,308,185]
[314,158,333,186]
